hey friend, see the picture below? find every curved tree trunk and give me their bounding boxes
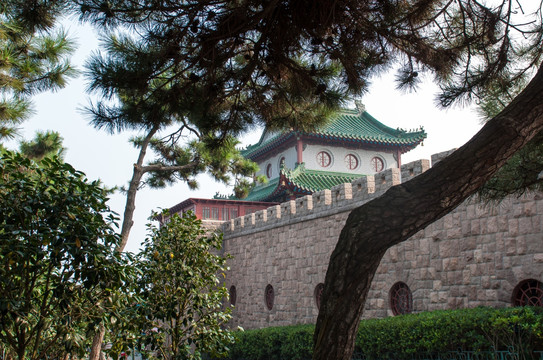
[313,63,543,360]
[117,125,159,252]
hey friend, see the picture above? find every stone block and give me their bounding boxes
[431,149,456,166]
[243,213,255,227]
[401,159,430,182]
[281,200,296,217]
[254,209,268,225]
[267,204,281,221]
[352,175,375,201]
[374,167,401,193]
[295,195,313,216]
[234,216,245,228]
[313,189,332,210]
[331,183,353,205]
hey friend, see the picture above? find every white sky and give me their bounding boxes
[5,21,483,253]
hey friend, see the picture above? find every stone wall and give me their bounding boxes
[219,150,543,329]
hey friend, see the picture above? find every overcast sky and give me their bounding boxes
[6,20,483,253]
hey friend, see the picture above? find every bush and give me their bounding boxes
[221,307,543,360]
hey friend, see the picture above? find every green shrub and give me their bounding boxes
[221,307,543,360]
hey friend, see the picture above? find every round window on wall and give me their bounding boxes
[344,154,359,170]
[371,156,384,172]
[266,163,272,178]
[229,285,237,306]
[316,151,332,168]
[389,282,413,316]
[512,279,543,307]
[265,284,275,310]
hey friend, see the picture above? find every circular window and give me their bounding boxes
[266,163,272,178]
[512,279,543,306]
[229,285,237,306]
[389,282,413,315]
[314,283,325,310]
[316,151,332,168]
[265,284,274,310]
[371,156,384,172]
[344,154,359,170]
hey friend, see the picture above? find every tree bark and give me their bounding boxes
[88,323,105,360]
[313,63,543,360]
[117,125,159,252]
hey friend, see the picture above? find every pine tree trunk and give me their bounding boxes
[313,63,543,360]
[117,125,159,252]
[89,127,158,360]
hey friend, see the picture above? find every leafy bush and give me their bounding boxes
[221,307,543,360]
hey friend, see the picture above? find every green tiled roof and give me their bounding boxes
[241,108,426,160]
[243,177,280,201]
[281,164,362,193]
[239,164,363,202]
[312,109,425,145]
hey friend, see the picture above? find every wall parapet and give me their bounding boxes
[221,152,451,239]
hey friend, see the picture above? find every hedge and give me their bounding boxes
[222,307,543,360]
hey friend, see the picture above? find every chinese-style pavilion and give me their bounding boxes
[165,103,426,219]
[238,103,426,202]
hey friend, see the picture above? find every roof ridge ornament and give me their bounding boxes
[355,100,366,114]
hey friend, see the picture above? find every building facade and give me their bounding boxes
[218,152,543,329]
[164,106,543,330]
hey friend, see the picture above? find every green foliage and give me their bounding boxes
[19,130,65,160]
[475,77,543,202]
[0,0,76,140]
[76,0,542,121]
[223,307,543,360]
[0,150,134,360]
[131,211,234,360]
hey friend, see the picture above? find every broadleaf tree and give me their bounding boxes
[134,211,234,360]
[71,1,543,359]
[0,151,135,360]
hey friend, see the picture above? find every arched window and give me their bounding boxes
[266,163,272,178]
[389,282,413,315]
[265,284,274,310]
[316,151,332,168]
[314,283,325,310]
[512,279,543,306]
[371,156,384,172]
[229,285,237,306]
[344,154,359,170]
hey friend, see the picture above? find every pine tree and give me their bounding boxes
[0,0,76,140]
[84,34,261,252]
[19,130,65,160]
[72,1,543,359]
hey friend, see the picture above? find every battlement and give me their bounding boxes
[220,150,450,239]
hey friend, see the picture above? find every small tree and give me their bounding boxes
[0,151,134,360]
[134,212,234,360]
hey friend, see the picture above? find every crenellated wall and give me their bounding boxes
[217,150,543,330]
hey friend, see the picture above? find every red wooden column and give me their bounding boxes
[297,137,303,164]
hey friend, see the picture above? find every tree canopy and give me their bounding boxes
[0,0,76,140]
[68,1,543,359]
[133,212,234,359]
[0,151,133,360]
